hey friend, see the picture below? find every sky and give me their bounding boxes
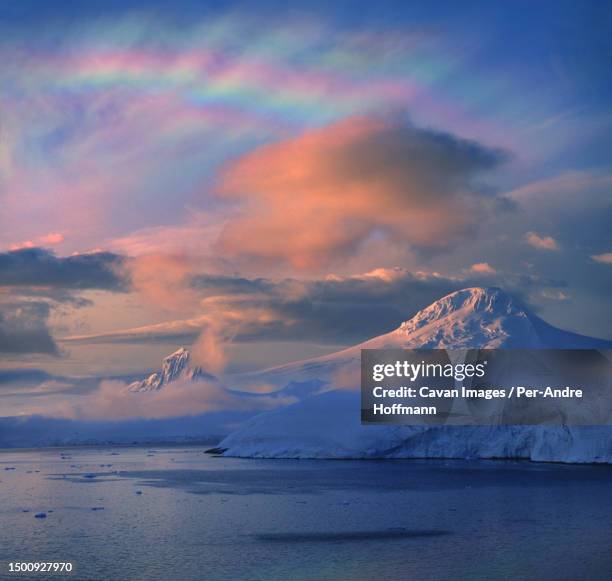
[0,0,611,417]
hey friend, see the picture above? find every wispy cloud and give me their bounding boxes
[591,252,612,264]
[56,377,292,421]
[0,14,440,253]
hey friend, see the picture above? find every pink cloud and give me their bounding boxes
[8,240,36,251]
[126,253,201,312]
[38,232,64,245]
[8,232,64,251]
[591,252,612,264]
[469,262,496,275]
[0,90,283,255]
[524,231,560,251]
[215,115,504,270]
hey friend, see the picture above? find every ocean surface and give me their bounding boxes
[1,446,611,581]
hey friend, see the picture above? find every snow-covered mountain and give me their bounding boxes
[128,347,214,392]
[237,286,609,388]
[217,287,612,463]
[386,286,610,349]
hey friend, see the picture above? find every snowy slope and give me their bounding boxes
[218,287,612,463]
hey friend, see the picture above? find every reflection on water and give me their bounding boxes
[1,446,611,580]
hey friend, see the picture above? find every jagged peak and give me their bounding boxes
[128,346,215,392]
[164,347,190,360]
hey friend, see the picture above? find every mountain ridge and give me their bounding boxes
[128,287,611,393]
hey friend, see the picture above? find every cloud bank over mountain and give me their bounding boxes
[64,267,569,348]
[1,1,610,392]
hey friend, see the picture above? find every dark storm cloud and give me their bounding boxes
[0,248,129,290]
[0,301,59,355]
[0,248,132,355]
[192,274,275,295]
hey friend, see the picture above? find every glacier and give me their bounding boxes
[217,288,612,463]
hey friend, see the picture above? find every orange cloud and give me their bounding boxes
[591,252,612,264]
[524,231,559,251]
[9,240,35,251]
[215,115,505,270]
[469,262,496,275]
[39,232,64,245]
[8,232,64,251]
[127,253,200,312]
[191,320,229,375]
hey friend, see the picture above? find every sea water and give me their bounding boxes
[1,446,611,580]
